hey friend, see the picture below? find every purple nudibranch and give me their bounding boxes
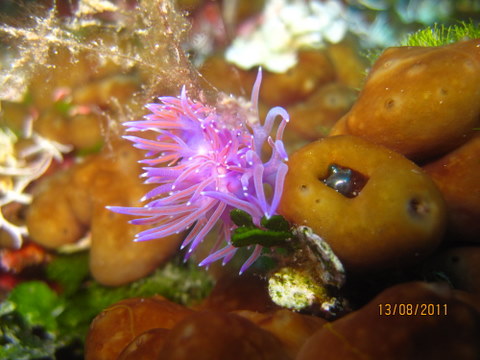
[107,69,289,274]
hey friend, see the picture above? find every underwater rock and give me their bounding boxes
[157,311,290,360]
[234,309,325,359]
[296,282,480,360]
[279,135,446,272]
[87,144,182,285]
[85,295,193,360]
[198,274,278,313]
[297,282,480,360]
[26,48,105,112]
[423,134,480,242]
[97,286,322,359]
[71,74,139,109]
[325,40,368,89]
[26,170,87,249]
[27,141,182,285]
[330,39,480,161]
[34,74,140,152]
[35,110,104,153]
[424,247,480,296]
[287,82,357,140]
[199,55,256,97]
[118,328,169,360]
[260,50,336,107]
[26,49,140,152]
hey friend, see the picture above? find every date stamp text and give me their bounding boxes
[378,303,448,316]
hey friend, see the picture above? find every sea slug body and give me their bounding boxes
[108,69,289,273]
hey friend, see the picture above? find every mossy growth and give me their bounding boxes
[268,267,329,311]
[364,20,480,64]
[401,20,480,47]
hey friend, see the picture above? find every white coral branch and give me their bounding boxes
[0,125,72,249]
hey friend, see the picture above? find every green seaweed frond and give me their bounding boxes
[401,20,480,47]
[230,209,293,248]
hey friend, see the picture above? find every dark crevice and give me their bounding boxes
[321,164,368,198]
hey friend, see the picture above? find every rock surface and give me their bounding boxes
[297,282,480,360]
[330,39,480,161]
[279,135,446,272]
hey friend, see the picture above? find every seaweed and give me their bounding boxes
[0,0,200,105]
[401,20,480,46]
[0,252,213,359]
[363,20,480,64]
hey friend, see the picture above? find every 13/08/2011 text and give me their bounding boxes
[378,303,448,316]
